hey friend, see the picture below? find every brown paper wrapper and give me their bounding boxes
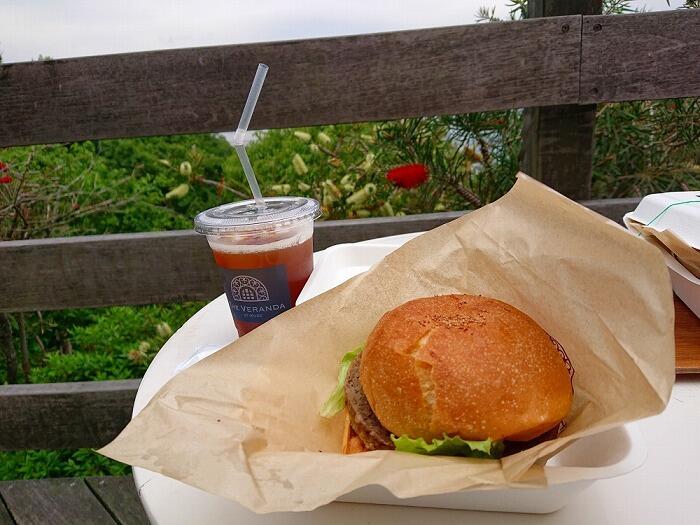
[100,174,675,513]
[626,218,700,278]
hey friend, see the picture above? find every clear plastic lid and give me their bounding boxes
[193,197,321,236]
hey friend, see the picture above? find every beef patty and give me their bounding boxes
[344,356,393,450]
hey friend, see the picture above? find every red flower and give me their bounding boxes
[386,163,429,189]
[0,161,8,172]
[0,176,12,184]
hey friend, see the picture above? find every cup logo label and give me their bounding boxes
[220,265,291,325]
[230,276,270,302]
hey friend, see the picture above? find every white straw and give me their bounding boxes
[234,145,264,205]
[233,63,269,207]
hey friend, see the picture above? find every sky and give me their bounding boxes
[0,0,685,64]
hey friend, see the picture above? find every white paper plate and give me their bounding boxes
[132,233,646,519]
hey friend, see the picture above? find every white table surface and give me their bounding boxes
[132,234,700,525]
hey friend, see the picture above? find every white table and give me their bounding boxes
[133,235,700,525]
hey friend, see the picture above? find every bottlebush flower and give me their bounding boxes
[179,161,192,177]
[323,179,341,199]
[340,173,355,192]
[294,131,311,142]
[317,132,332,145]
[156,322,173,338]
[297,182,311,192]
[0,162,11,184]
[292,154,308,175]
[271,184,291,195]
[165,183,190,200]
[346,183,377,207]
[346,188,367,207]
[360,153,375,171]
[127,348,147,364]
[340,174,355,186]
[386,163,429,189]
[322,180,341,207]
[464,147,483,164]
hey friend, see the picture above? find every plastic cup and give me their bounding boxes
[194,197,321,335]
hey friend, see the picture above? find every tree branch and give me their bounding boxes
[454,183,483,208]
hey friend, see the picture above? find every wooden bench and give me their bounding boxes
[0,476,148,525]
[1,3,698,522]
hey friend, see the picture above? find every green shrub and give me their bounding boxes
[0,449,129,480]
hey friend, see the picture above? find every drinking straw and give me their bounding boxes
[232,63,269,207]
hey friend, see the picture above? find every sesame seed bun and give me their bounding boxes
[359,295,573,442]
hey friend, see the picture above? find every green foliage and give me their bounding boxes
[29,352,135,383]
[593,99,700,197]
[0,303,203,385]
[0,449,129,481]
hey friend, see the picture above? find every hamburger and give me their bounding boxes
[321,295,573,458]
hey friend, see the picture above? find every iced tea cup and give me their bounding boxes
[194,197,321,336]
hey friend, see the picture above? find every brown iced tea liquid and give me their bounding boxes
[212,236,314,335]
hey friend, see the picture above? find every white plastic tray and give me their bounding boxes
[623,193,700,318]
[624,192,700,249]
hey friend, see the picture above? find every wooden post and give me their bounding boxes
[521,0,602,200]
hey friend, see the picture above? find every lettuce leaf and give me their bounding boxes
[391,434,504,459]
[320,345,363,418]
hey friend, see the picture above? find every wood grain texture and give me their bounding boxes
[0,479,116,525]
[581,10,700,103]
[528,0,602,17]
[675,296,700,374]
[0,230,221,313]
[0,213,465,312]
[521,1,601,200]
[0,17,581,147]
[580,197,640,224]
[0,379,140,450]
[0,497,13,525]
[521,102,597,200]
[85,477,149,525]
[0,200,639,313]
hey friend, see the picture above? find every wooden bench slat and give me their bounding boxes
[0,212,464,313]
[0,200,639,313]
[85,477,149,525]
[580,10,700,103]
[675,297,700,374]
[0,380,140,451]
[0,479,116,525]
[0,496,13,525]
[0,16,581,148]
